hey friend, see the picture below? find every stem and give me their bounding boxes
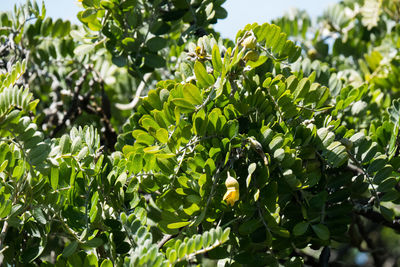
[257,202,276,257]
[204,163,224,214]
[173,239,224,264]
[195,83,217,112]
[257,44,290,67]
[265,88,286,126]
[185,0,198,25]
[56,215,81,242]
[84,173,89,236]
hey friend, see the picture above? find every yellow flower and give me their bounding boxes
[223,173,239,206]
[195,46,207,59]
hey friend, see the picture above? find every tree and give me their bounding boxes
[1,0,400,266]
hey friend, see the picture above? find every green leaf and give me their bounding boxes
[202,231,211,247]
[80,8,98,23]
[374,165,393,184]
[50,167,59,190]
[143,146,161,154]
[84,254,98,267]
[311,224,330,240]
[220,228,230,243]
[254,189,260,201]
[74,44,95,56]
[0,160,8,173]
[273,148,285,161]
[77,146,89,160]
[0,200,12,218]
[389,121,399,160]
[246,162,256,187]
[134,132,155,146]
[212,44,223,75]
[144,53,166,68]
[100,259,113,267]
[225,120,239,139]
[28,142,50,166]
[194,235,203,251]
[62,241,79,258]
[147,90,163,110]
[167,221,191,229]
[293,222,309,236]
[293,78,310,101]
[168,249,177,262]
[171,98,195,112]
[156,128,169,143]
[183,83,202,105]
[269,136,283,151]
[178,242,187,259]
[194,61,215,88]
[147,37,167,52]
[84,238,103,248]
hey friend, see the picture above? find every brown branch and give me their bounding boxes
[51,67,91,137]
[355,216,385,267]
[355,208,400,232]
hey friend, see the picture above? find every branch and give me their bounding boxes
[355,216,385,266]
[354,208,400,232]
[157,234,177,249]
[51,67,91,137]
[115,73,152,110]
[0,221,9,253]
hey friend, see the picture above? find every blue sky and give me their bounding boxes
[2,0,340,39]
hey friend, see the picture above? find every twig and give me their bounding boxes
[347,152,380,205]
[157,234,177,249]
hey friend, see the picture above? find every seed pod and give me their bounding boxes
[241,34,257,49]
[243,51,260,62]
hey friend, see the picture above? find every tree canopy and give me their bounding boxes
[1,0,400,266]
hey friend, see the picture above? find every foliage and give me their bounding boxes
[2,0,400,266]
[76,0,227,78]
